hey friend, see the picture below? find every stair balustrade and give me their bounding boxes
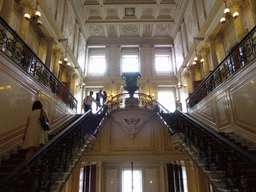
[157,108,256,192]
[0,104,108,192]
[187,25,256,109]
[0,16,77,112]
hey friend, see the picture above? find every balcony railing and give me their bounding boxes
[0,17,77,112]
[186,25,256,109]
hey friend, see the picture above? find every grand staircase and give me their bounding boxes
[158,109,256,192]
[0,107,107,192]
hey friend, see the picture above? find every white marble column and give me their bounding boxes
[207,36,219,70]
[45,37,56,71]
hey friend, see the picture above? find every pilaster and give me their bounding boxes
[231,1,246,41]
[0,0,15,24]
[53,49,62,77]
[200,47,210,77]
[18,1,33,41]
[45,37,56,71]
[207,36,219,70]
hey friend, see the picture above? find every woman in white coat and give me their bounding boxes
[22,100,49,159]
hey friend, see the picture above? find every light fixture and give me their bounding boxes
[220,0,239,23]
[192,37,204,66]
[58,38,69,66]
[22,1,42,25]
[76,83,86,89]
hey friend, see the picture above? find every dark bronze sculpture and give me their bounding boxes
[121,72,142,98]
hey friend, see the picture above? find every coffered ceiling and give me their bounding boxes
[81,0,187,44]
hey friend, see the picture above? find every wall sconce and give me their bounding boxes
[58,38,70,66]
[220,0,239,23]
[76,83,85,89]
[23,1,42,25]
[193,37,204,66]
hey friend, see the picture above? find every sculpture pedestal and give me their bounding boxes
[125,98,139,107]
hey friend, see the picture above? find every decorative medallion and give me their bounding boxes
[125,8,135,16]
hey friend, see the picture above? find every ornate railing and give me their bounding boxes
[186,25,256,109]
[159,109,256,192]
[0,104,108,192]
[0,17,77,112]
[109,93,157,112]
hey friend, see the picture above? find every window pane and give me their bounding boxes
[79,168,84,192]
[122,170,142,192]
[182,167,188,192]
[122,55,139,72]
[158,90,176,112]
[89,56,106,75]
[155,55,171,72]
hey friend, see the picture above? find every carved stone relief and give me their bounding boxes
[112,109,153,140]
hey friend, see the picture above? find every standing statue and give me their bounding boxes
[121,72,142,98]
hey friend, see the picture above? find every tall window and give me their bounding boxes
[122,169,142,192]
[121,47,140,73]
[158,87,176,112]
[154,47,174,75]
[182,167,188,192]
[89,56,106,75]
[79,167,85,192]
[155,55,171,72]
[87,47,106,75]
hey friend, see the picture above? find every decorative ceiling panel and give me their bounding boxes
[88,24,105,37]
[120,24,140,37]
[82,0,185,41]
[154,23,171,37]
[107,24,117,37]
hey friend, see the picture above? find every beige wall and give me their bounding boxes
[189,59,256,142]
[0,52,76,157]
